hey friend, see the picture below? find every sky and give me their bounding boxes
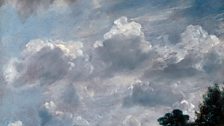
[0,0,224,126]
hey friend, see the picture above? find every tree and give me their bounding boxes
[195,84,224,126]
[158,84,224,126]
[158,109,190,126]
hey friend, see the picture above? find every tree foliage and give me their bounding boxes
[158,84,224,126]
[158,109,189,126]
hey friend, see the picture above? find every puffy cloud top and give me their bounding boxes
[104,16,142,39]
[24,39,84,59]
[179,25,220,54]
[6,39,85,86]
[96,17,151,71]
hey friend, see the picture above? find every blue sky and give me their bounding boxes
[0,0,224,126]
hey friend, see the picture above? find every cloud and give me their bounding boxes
[38,101,63,126]
[125,25,224,116]
[0,86,43,126]
[8,39,85,86]
[178,25,220,54]
[8,121,23,126]
[1,0,77,19]
[122,115,141,126]
[38,101,75,126]
[0,0,4,6]
[1,0,224,125]
[143,25,222,80]
[96,17,151,71]
[175,25,223,80]
[123,80,183,107]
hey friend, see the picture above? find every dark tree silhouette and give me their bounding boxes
[195,84,224,126]
[158,84,224,126]
[158,109,190,126]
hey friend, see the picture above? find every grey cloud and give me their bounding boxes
[123,81,182,107]
[144,25,223,80]
[9,40,86,86]
[98,37,149,70]
[1,0,224,125]
[13,0,54,19]
[38,101,74,126]
[16,46,70,85]
[39,109,53,126]
[0,0,77,19]
[96,17,151,73]
[50,83,80,110]
[0,0,4,6]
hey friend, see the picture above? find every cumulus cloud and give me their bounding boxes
[131,25,224,117]
[175,25,223,78]
[96,17,151,71]
[1,38,92,124]
[1,0,224,125]
[178,25,220,55]
[8,39,86,86]
[144,25,223,80]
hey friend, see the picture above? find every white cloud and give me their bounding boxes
[44,101,57,113]
[178,25,220,54]
[8,121,23,126]
[8,39,88,86]
[3,58,19,83]
[149,25,223,74]
[104,17,142,39]
[24,39,84,60]
[72,116,90,126]
[96,17,151,71]
[123,115,141,126]
[1,1,224,125]
[104,16,151,53]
